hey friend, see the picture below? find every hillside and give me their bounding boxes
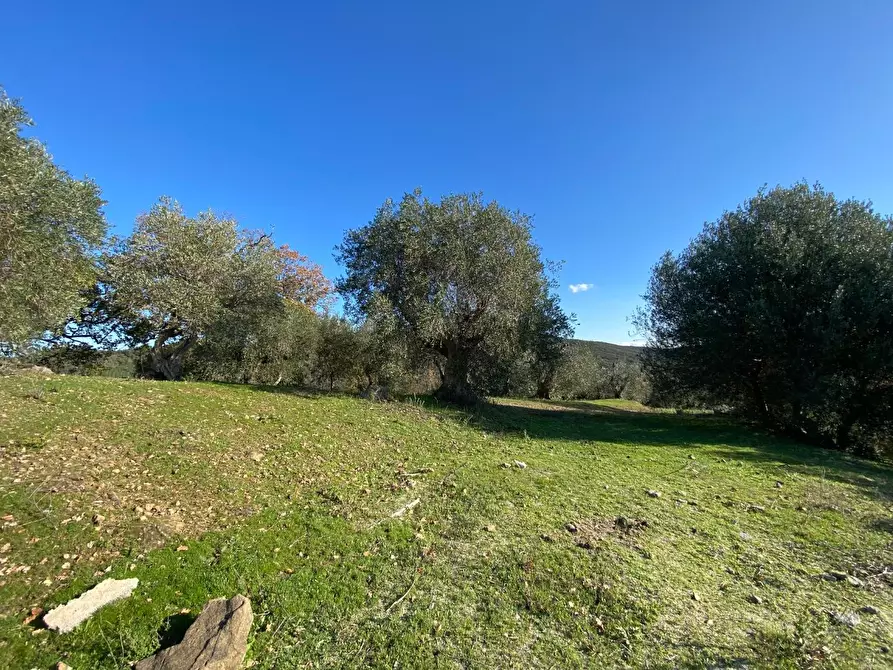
[0,373,891,668]
[569,339,644,364]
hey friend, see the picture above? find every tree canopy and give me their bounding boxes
[0,89,106,348]
[337,190,570,402]
[105,197,331,380]
[638,183,893,457]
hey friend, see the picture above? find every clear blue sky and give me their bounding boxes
[4,2,893,343]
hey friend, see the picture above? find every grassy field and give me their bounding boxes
[0,373,891,669]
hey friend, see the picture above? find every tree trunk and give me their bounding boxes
[151,333,195,381]
[535,378,552,400]
[435,344,478,404]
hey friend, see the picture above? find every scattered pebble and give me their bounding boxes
[565,523,578,534]
[513,460,527,469]
[646,490,661,498]
[747,504,766,513]
[739,532,752,541]
[747,594,763,605]
[830,611,860,628]
[774,481,783,488]
[539,533,554,543]
[484,525,496,532]
[859,605,880,615]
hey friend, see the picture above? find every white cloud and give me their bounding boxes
[568,283,594,294]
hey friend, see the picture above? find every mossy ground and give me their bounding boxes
[0,374,891,668]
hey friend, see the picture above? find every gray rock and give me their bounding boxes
[830,611,860,627]
[20,365,54,375]
[747,594,763,605]
[859,605,880,615]
[646,490,661,498]
[136,595,253,670]
[846,575,864,587]
[44,578,139,633]
[513,460,527,469]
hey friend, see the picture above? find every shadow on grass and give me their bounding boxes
[438,397,893,501]
[230,382,893,503]
[154,611,197,652]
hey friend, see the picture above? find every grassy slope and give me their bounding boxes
[0,374,891,669]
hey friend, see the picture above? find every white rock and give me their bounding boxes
[44,578,139,633]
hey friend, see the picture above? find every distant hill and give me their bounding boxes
[567,339,644,364]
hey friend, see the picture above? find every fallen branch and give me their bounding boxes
[385,569,420,615]
[390,498,420,518]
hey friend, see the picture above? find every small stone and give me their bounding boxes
[646,490,661,498]
[484,524,496,532]
[747,594,763,605]
[565,523,578,534]
[44,578,139,633]
[56,663,73,670]
[846,575,864,587]
[135,595,252,670]
[22,606,44,626]
[688,455,695,460]
[91,514,105,525]
[739,532,752,541]
[513,460,527,469]
[249,451,263,462]
[500,463,511,469]
[539,533,554,543]
[830,611,860,627]
[775,481,783,488]
[748,504,766,513]
[176,545,189,552]
[859,605,880,615]
[691,592,700,602]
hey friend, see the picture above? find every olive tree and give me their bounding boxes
[0,89,106,348]
[638,183,893,457]
[337,190,568,403]
[107,198,330,380]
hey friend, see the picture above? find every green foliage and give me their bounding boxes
[189,301,320,385]
[551,341,650,402]
[638,183,893,457]
[313,315,362,390]
[105,198,284,380]
[337,190,570,402]
[0,89,107,348]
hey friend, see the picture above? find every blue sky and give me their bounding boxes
[4,1,893,344]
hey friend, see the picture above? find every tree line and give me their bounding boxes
[2,88,891,457]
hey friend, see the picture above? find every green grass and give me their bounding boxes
[0,374,891,668]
